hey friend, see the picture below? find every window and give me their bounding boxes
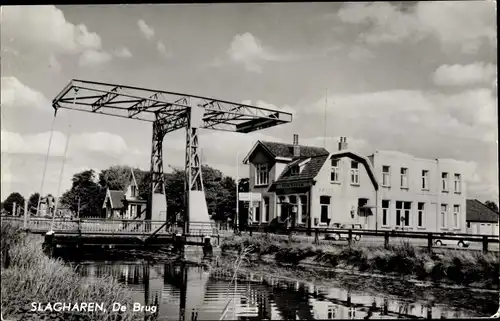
[278,196,286,222]
[400,168,408,188]
[290,166,299,176]
[417,203,424,227]
[320,196,330,224]
[255,164,269,186]
[330,158,340,183]
[467,221,471,228]
[382,166,390,187]
[421,170,429,190]
[454,174,461,193]
[350,161,359,185]
[396,201,402,226]
[300,195,308,224]
[442,173,448,192]
[396,201,411,226]
[131,185,137,197]
[382,200,390,226]
[453,205,460,228]
[263,197,270,223]
[254,203,260,222]
[403,202,411,226]
[327,306,336,319]
[440,204,447,228]
[289,195,297,223]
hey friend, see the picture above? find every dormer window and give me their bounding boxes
[131,185,137,197]
[255,164,269,186]
[290,166,299,176]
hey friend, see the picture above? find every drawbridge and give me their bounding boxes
[50,79,293,238]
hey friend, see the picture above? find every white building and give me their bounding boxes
[368,150,468,233]
[243,136,469,233]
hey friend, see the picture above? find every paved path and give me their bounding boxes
[247,232,499,253]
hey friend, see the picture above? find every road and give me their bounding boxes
[250,232,499,253]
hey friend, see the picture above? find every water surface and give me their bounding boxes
[75,261,498,320]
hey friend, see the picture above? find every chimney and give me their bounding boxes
[338,136,348,151]
[293,134,300,158]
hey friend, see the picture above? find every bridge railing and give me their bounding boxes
[1,216,226,236]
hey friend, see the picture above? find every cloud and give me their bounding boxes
[137,19,155,40]
[433,62,497,87]
[0,130,131,158]
[300,88,497,201]
[0,129,143,198]
[0,6,111,64]
[348,45,375,61]
[1,77,51,111]
[78,49,113,67]
[114,47,133,59]
[156,41,171,57]
[337,2,496,53]
[308,88,497,141]
[226,32,298,73]
[48,55,62,72]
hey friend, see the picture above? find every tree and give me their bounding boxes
[60,169,105,218]
[98,165,135,191]
[485,201,499,213]
[2,192,25,215]
[238,178,250,193]
[28,193,40,215]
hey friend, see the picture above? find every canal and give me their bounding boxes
[73,259,499,320]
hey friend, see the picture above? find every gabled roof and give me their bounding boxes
[103,189,126,209]
[242,140,329,164]
[466,199,499,223]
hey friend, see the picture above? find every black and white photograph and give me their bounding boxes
[1,2,498,320]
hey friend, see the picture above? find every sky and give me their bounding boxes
[0,2,498,204]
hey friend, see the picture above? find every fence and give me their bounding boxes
[2,216,498,252]
[1,216,230,237]
[253,225,499,253]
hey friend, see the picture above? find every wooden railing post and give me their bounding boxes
[384,232,390,249]
[348,229,353,246]
[482,236,488,253]
[427,233,433,252]
[23,199,28,229]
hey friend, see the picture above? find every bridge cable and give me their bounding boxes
[51,88,78,231]
[36,110,59,217]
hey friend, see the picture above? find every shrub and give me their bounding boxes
[1,223,136,321]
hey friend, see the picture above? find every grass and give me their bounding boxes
[220,234,499,289]
[1,222,141,321]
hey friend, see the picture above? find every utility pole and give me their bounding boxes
[324,88,328,148]
[235,152,239,231]
[77,197,81,219]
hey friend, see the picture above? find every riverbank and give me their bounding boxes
[220,234,500,290]
[0,223,140,321]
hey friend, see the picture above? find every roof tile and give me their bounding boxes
[260,141,329,159]
[466,199,499,223]
[275,155,329,183]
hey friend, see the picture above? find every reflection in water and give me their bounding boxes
[77,262,491,320]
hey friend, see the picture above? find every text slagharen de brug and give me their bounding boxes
[30,302,157,313]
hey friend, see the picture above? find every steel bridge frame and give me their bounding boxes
[52,79,293,232]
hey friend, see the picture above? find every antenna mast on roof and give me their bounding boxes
[323,88,328,148]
